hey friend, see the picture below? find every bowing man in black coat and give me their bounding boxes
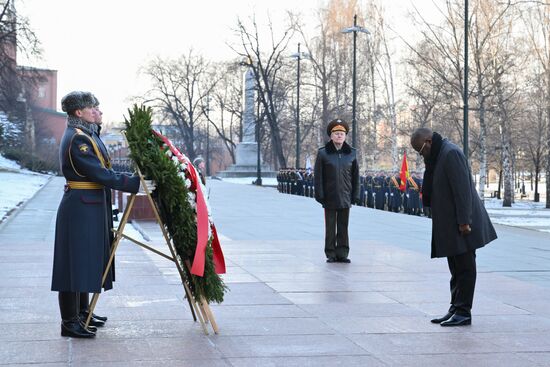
[51,91,147,338]
[411,128,497,326]
[314,119,360,263]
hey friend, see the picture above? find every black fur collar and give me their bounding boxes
[325,140,352,154]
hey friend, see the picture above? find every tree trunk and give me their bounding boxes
[501,122,513,207]
[546,69,550,208]
[534,166,540,202]
[477,99,487,202]
[370,60,378,169]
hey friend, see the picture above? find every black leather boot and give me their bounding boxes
[79,311,105,327]
[59,292,95,338]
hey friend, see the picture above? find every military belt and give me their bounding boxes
[66,181,104,190]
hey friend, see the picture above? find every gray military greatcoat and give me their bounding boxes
[430,140,497,258]
[51,124,139,293]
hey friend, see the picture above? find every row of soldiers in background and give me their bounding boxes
[277,168,429,217]
[278,168,315,197]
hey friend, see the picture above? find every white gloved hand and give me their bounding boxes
[139,179,156,194]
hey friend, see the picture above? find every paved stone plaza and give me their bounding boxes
[1,177,550,366]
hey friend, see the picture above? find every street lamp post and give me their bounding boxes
[204,96,211,176]
[342,14,370,149]
[290,43,310,169]
[256,91,262,186]
[463,0,469,160]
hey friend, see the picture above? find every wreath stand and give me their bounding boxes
[84,154,219,335]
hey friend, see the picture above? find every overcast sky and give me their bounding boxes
[17,0,440,123]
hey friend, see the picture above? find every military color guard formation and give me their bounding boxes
[277,168,428,217]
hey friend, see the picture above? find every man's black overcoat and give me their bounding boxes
[430,140,497,258]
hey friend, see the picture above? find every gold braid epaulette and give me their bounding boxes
[74,128,106,168]
[68,128,107,179]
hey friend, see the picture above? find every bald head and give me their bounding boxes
[411,127,433,160]
[411,127,433,146]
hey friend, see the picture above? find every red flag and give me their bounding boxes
[399,152,409,192]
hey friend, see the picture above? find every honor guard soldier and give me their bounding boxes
[388,174,402,213]
[407,175,421,215]
[51,91,153,338]
[365,173,374,208]
[359,175,366,206]
[373,173,386,210]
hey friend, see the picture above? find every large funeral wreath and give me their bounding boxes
[124,104,227,303]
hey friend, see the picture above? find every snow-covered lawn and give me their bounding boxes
[484,197,550,233]
[0,154,23,171]
[0,154,51,223]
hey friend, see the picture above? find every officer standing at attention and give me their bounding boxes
[51,91,153,338]
[314,118,360,263]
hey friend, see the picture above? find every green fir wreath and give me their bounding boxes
[124,104,227,303]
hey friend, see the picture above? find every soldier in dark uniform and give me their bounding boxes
[314,119,360,263]
[373,173,385,210]
[307,169,314,198]
[76,95,114,330]
[365,173,374,208]
[413,175,424,216]
[51,91,148,338]
[296,169,305,196]
[388,174,402,213]
[359,175,366,206]
[408,175,421,215]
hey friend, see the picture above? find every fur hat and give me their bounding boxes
[326,118,349,136]
[61,91,96,114]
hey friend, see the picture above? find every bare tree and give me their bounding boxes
[231,13,297,168]
[372,4,399,171]
[522,2,550,208]
[0,0,41,115]
[142,51,217,160]
[205,61,245,164]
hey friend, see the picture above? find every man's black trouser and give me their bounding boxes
[447,250,477,316]
[324,208,350,259]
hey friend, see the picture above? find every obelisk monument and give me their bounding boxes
[218,64,275,178]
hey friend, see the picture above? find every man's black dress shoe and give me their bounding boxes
[326,257,337,263]
[337,257,351,263]
[440,314,471,327]
[61,320,96,338]
[430,312,454,324]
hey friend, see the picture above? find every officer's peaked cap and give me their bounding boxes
[326,118,349,136]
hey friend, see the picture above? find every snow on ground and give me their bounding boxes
[0,154,22,171]
[484,197,550,233]
[0,154,51,223]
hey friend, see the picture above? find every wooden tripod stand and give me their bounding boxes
[84,163,219,335]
